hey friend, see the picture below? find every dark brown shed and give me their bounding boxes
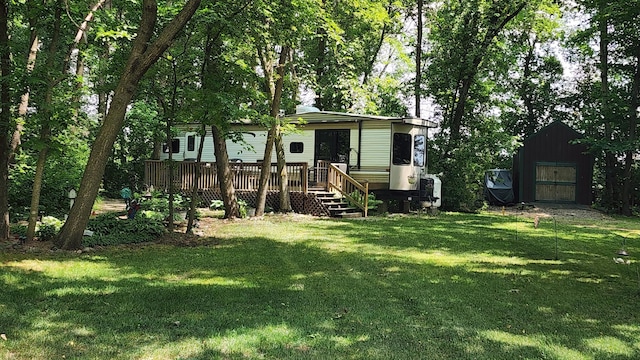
[513,121,594,205]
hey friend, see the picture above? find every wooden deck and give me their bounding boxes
[145,160,369,217]
[145,161,309,193]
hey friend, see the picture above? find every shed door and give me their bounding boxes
[535,163,576,202]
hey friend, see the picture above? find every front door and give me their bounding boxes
[315,129,350,164]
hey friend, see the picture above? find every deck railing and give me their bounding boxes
[145,160,308,193]
[314,160,330,188]
[327,163,369,217]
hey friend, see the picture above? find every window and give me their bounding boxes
[187,135,196,151]
[414,134,425,166]
[290,142,304,153]
[392,133,412,165]
[163,139,180,153]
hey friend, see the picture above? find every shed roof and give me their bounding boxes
[523,121,583,144]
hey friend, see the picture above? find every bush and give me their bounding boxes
[139,192,187,213]
[84,213,166,247]
[347,192,383,212]
[238,199,248,218]
[38,224,59,242]
[37,216,64,241]
[10,224,27,237]
[139,210,165,221]
[210,199,250,217]
[210,199,224,210]
[9,139,88,217]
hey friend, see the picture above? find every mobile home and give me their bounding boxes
[158,108,442,207]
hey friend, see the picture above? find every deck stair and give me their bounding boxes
[311,190,363,218]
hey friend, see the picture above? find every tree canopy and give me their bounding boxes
[1,0,639,245]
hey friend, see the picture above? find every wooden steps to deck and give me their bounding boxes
[311,190,363,218]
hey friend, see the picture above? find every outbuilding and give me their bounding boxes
[513,121,593,205]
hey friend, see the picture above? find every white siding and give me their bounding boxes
[359,125,391,170]
[161,129,316,164]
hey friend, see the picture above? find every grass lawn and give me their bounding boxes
[1,211,639,359]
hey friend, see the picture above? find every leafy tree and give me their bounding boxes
[424,0,530,210]
[0,0,11,239]
[57,0,202,249]
[104,100,162,197]
[195,1,260,219]
[568,0,640,214]
[495,2,565,139]
[302,0,407,113]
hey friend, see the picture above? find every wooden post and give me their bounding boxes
[363,181,369,217]
[302,163,308,194]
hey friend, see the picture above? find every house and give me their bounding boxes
[149,108,442,215]
[513,121,593,205]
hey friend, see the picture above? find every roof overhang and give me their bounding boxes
[284,111,437,128]
[172,111,438,130]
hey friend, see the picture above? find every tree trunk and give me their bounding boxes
[165,117,175,233]
[26,2,62,242]
[211,125,240,218]
[56,0,201,249]
[621,45,640,216]
[0,0,11,240]
[599,4,617,211]
[186,124,206,233]
[163,54,183,233]
[201,26,240,219]
[415,0,423,118]
[10,30,39,163]
[255,125,276,216]
[274,125,291,212]
[362,15,388,86]
[446,2,526,154]
[25,131,49,241]
[255,46,290,216]
[314,18,326,110]
[449,75,473,146]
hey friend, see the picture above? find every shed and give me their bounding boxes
[513,121,593,205]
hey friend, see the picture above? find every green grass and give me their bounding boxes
[1,212,639,359]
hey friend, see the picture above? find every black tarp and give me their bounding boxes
[484,169,515,205]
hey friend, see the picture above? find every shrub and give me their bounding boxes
[38,224,59,241]
[210,199,224,210]
[139,210,165,221]
[238,199,248,218]
[10,224,27,237]
[38,216,64,241]
[210,199,250,217]
[139,192,187,214]
[348,191,383,212]
[84,213,166,247]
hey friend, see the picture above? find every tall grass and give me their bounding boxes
[1,212,639,359]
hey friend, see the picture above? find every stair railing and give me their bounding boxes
[327,164,369,217]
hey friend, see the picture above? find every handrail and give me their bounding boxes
[144,160,308,193]
[327,163,369,217]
